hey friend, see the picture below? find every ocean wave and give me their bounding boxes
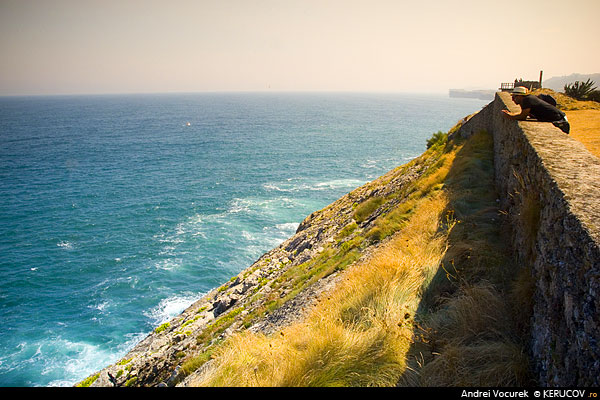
[43,339,115,387]
[56,241,75,250]
[154,258,183,271]
[0,337,117,387]
[144,292,204,327]
[152,214,207,261]
[263,178,365,193]
[98,275,140,291]
[262,183,288,192]
[233,223,300,261]
[227,196,300,215]
[312,178,365,190]
[361,159,378,169]
[89,301,110,313]
[275,222,300,232]
[241,230,255,240]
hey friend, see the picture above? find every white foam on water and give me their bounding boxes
[312,178,365,190]
[154,258,183,271]
[263,178,365,194]
[263,183,289,192]
[241,230,255,240]
[0,337,119,387]
[144,292,204,326]
[56,241,74,250]
[228,198,252,214]
[275,222,299,232]
[44,338,116,387]
[89,301,110,313]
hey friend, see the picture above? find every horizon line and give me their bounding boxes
[0,88,492,98]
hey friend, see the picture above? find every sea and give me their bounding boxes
[0,92,488,386]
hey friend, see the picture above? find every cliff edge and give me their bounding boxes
[80,92,600,387]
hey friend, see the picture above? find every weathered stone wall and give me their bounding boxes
[458,92,600,386]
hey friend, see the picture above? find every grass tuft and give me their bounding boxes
[187,128,533,387]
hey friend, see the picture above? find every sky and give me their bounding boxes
[1,0,599,96]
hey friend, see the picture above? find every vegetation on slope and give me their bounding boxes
[187,126,534,386]
[533,88,600,111]
[81,89,598,387]
[563,79,600,102]
[404,130,533,386]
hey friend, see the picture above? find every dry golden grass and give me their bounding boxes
[189,130,533,387]
[419,339,530,386]
[564,110,600,158]
[535,88,600,111]
[533,89,600,158]
[401,130,534,387]
[417,283,531,386]
[194,191,453,387]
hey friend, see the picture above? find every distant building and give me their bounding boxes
[500,71,544,91]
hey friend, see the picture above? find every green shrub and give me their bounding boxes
[77,373,99,387]
[426,131,448,149]
[154,322,170,333]
[564,79,597,100]
[588,90,600,102]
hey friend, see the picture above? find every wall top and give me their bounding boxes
[495,91,600,243]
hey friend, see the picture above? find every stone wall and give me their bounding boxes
[458,92,600,386]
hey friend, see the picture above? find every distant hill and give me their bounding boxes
[543,73,600,92]
[449,89,496,100]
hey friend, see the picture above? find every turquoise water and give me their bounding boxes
[0,92,487,386]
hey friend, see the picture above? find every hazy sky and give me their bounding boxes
[1,0,599,95]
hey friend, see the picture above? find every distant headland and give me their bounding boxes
[448,88,496,100]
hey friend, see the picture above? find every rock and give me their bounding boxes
[212,295,239,317]
[166,366,181,386]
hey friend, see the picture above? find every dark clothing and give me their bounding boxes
[520,94,565,122]
[537,94,557,107]
[520,94,570,134]
[552,119,571,134]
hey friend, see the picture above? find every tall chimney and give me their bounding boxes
[539,70,543,88]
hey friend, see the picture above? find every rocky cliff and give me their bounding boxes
[80,136,449,387]
[80,92,600,387]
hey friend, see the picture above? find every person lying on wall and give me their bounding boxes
[502,86,570,134]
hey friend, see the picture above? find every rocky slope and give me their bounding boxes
[79,91,600,387]
[79,127,453,387]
